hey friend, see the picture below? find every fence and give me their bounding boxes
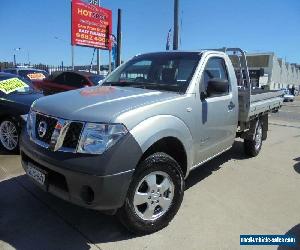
[0,62,110,75]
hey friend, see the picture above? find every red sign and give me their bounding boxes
[71,0,112,50]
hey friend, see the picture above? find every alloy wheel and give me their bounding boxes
[133,171,174,221]
[0,120,19,151]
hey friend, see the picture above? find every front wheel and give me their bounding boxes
[244,120,263,157]
[0,119,19,152]
[118,152,184,234]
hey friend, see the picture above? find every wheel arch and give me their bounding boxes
[0,115,20,125]
[130,115,194,178]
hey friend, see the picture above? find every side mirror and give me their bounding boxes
[259,68,265,77]
[207,78,229,97]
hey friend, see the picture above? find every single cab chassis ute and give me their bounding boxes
[20,48,283,234]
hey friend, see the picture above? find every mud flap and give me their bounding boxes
[243,119,258,140]
[261,114,268,141]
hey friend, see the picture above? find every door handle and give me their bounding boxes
[228,101,235,111]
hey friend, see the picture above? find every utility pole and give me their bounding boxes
[109,49,112,73]
[173,0,179,50]
[13,48,21,67]
[97,48,100,74]
[71,46,74,70]
[116,9,122,67]
[70,0,75,70]
[97,0,101,74]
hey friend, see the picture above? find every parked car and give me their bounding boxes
[32,71,105,95]
[2,67,49,82]
[0,73,43,152]
[283,89,295,102]
[21,49,282,234]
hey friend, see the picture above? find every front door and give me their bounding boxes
[194,56,238,164]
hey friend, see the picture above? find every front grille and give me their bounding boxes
[35,113,57,143]
[62,122,83,148]
[32,112,85,152]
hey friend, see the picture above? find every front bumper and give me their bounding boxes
[283,96,294,101]
[20,129,143,211]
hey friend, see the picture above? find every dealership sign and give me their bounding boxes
[71,0,112,49]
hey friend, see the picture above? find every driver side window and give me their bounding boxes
[201,57,229,97]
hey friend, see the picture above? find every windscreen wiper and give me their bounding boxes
[103,82,135,86]
[104,81,148,89]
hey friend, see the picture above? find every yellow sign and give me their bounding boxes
[0,78,29,94]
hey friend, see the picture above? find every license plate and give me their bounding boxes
[26,163,47,186]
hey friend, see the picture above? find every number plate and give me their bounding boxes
[26,163,47,186]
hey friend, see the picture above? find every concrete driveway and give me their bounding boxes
[1,98,300,250]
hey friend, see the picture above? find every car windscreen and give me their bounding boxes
[88,75,105,85]
[103,52,201,93]
[0,75,35,94]
[18,70,49,81]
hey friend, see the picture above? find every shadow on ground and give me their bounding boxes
[277,224,300,250]
[0,175,134,250]
[0,149,19,156]
[186,140,246,190]
[0,141,246,249]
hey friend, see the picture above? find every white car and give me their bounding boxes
[283,89,295,102]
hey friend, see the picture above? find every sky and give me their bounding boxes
[0,0,300,66]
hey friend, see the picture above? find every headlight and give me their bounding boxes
[20,114,28,121]
[77,123,128,155]
[31,100,37,109]
[26,110,35,137]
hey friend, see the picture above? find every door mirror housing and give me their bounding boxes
[206,78,229,97]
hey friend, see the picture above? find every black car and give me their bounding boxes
[0,73,43,152]
[2,67,49,82]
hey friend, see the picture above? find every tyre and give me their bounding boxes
[118,152,184,234]
[0,118,20,153]
[244,120,263,157]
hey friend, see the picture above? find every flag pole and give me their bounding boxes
[173,0,179,50]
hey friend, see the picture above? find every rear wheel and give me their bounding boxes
[0,119,19,152]
[118,152,184,234]
[244,120,262,157]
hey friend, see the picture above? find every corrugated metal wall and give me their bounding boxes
[246,53,300,90]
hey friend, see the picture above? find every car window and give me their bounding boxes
[0,75,35,94]
[104,53,200,93]
[3,69,17,74]
[18,70,48,81]
[65,72,86,87]
[119,60,152,82]
[201,57,229,97]
[53,73,67,84]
